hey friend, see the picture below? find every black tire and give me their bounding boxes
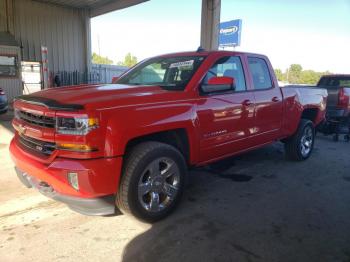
[284,119,315,161]
[116,141,187,222]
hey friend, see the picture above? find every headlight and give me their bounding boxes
[56,117,99,135]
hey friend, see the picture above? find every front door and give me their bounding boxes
[196,56,256,163]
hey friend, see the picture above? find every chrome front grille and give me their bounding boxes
[18,135,56,156]
[17,110,55,128]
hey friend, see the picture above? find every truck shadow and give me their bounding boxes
[120,140,350,262]
[121,143,322,262]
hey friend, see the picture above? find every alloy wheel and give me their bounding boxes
[137,157,180,212]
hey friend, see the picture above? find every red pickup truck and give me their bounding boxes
[10,51,327,222]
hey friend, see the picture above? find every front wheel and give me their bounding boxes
[285,119,315,161]
[116,142,187,222]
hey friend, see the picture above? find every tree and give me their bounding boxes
[287,64,303,84]
[300,70,321,85]
[274,69,285,82]
[275,64,331,85]
[117,53,138,67]
[92,52,113,65]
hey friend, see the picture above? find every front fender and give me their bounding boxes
[102,102,200,164]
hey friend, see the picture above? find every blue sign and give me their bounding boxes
[219,19,242,47]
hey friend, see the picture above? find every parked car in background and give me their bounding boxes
[316,75,350,141]
[10,50,327,222]
[0,87,8,114]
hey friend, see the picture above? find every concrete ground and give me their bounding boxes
[1,111,350,262]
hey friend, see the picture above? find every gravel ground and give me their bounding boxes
[1,111,350,262]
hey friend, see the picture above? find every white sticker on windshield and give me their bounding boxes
[169,60,194,69]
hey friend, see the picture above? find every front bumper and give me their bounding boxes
[15,168,115,215]
[10,138,123,215]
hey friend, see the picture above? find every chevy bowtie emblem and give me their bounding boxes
[17,124,27,134]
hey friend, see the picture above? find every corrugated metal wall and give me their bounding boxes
[0,0,14,33]
[0,0,7,31]
[0,0,91,102]
[13,0,89,73]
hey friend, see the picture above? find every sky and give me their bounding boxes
[91,0,350,73]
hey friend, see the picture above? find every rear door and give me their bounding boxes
[247,56,283,142]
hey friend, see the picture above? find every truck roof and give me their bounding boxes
[158,50,265,58]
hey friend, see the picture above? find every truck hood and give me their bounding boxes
[18,84,188,110]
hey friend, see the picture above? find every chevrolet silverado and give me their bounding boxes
[10,51,327,222]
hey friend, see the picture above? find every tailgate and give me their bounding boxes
[319,85,340,110]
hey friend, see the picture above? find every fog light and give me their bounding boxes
[67,172,79,191]
[57,143,97,152]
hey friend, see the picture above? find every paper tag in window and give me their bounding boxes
[169,60,194,69]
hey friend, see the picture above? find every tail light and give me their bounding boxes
[337,87,349,109]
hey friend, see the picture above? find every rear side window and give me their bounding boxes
[340,80,350,86]
[203,56,246,91]
[248,57,272,90]
[318,77,350,87]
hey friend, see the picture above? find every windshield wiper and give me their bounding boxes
[143,82,177,87]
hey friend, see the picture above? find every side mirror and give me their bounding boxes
[201,76,235,94]
[111,76,119,84]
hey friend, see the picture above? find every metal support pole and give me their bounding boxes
[84,9,92,84]
[200,0,221,50]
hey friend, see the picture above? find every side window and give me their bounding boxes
[203,56,246,92]
[248,57,273,90]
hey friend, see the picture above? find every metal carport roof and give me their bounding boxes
[34,0,149,17]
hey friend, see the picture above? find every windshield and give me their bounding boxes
[117,56,206,90]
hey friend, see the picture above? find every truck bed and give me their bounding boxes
[280,85,327,137]
[285,84,349,113]
[282,85,327,106]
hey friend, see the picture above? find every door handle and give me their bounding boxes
[272,96,280,102]
[242,99,253,106]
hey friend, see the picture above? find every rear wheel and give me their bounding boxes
[285,119,315,161]
[116,142,187,222]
